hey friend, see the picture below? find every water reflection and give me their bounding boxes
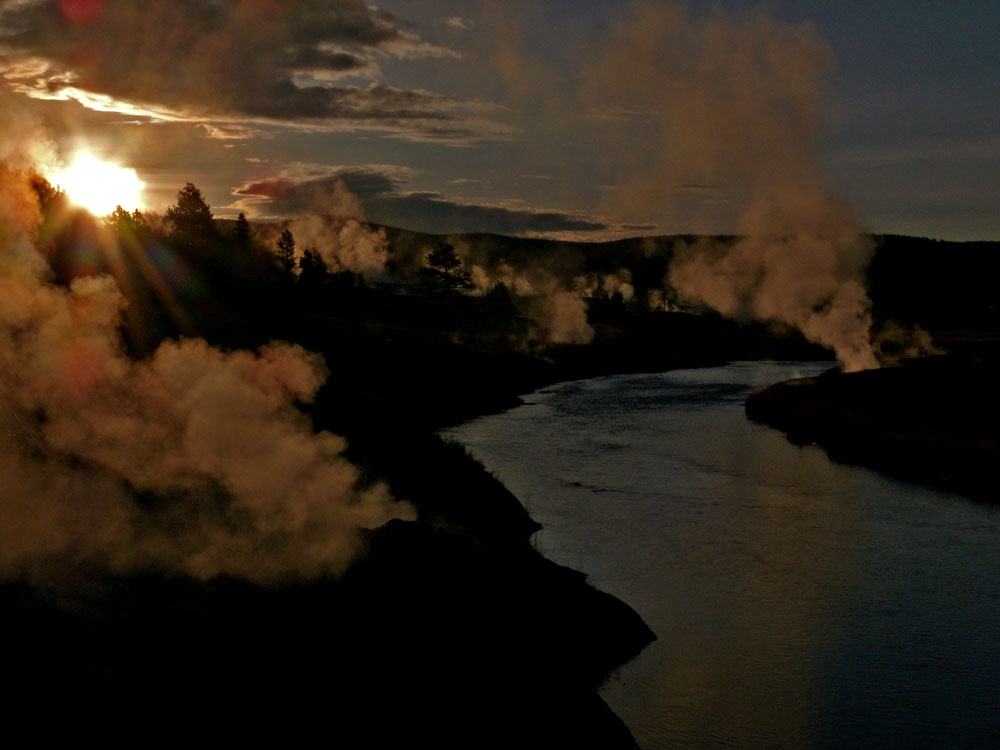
[444,362,1000,749]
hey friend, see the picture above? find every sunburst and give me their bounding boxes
[49,152,145,216]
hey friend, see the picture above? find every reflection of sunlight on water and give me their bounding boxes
[619,463,853,747]
[444,361,1000,749]
[450,362,841,746]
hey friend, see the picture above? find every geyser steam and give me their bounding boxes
[255,178,390,279]
[0,152,413,584]
[586,2,881,370]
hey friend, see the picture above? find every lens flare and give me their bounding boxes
[49,153,145,216]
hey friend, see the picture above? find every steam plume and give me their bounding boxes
[586,2,882,370]
[574,269,635,303]
[258,178,390,278]
[538,291,594,345]
[0,156,412,584]
[467,257,595,345]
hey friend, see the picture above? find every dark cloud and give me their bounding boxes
[370,7,418,33]
[281,47,373,74]
[234,166,609,235]
[366,193,608,235]
[236,166,403,208]
[0,0,503,141]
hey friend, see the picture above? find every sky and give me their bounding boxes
[0,0,997,240]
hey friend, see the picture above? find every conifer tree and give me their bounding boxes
[275,228,296,275]
[420,242,473,293]
[165,182,218,246]
[298,248,328,285]
[233,212,252,246]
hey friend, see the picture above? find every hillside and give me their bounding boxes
[242,217,1000,355]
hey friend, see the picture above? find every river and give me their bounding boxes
[441,361,1000,749]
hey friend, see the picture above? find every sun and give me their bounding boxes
[49,153,145,216]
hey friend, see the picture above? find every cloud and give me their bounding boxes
[233,164,610,235]
[444,16,475,31]
[369,192,609,236]
[196,122,262,141]
[234,164,406,216]
[0,0,500,142]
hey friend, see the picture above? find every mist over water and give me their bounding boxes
[444,362,1000,749]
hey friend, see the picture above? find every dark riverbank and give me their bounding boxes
[3,356,657,747]
[298,286,833,432]
[745,355,1000,503]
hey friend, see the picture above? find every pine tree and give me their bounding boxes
[275,228,296,275]
[420,242,474,293]
[108,205,150,240]
[165,182,218,247]
[233,212,252,246]
[298,248,329,294]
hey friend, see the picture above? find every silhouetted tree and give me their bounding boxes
[298,248,329,292]
[165,182,218,247]
[233,212,252,247]
[108,205,150,241]
[421,242,473,294]
[28,170,66,216]
[275,228,297,275]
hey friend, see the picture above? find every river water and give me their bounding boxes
[441,362,1000,749]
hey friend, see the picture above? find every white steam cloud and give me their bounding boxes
[260,179,389,278]
[574,269,635,303]
[538,291,594,345]
[0,154,412,584]
[468,258,595,345]
[669,198,879,370]
[288,214,390,278]
[586,2,885,371]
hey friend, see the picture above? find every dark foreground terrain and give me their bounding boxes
[6,367,658,745]
[746,355,1000,503]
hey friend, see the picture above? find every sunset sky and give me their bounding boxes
[1,0,997,240]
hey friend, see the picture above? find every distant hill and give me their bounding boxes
[867,234,1000,329]
[239,216,1000,336]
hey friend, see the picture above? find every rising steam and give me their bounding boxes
[586,2,884,370]
[0,153,412,584]
[669,195,880,371]
[538,290,594,345]
[468,258,595,345]
[257,178,390,278]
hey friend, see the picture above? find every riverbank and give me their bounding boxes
[745,355,1000,503]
